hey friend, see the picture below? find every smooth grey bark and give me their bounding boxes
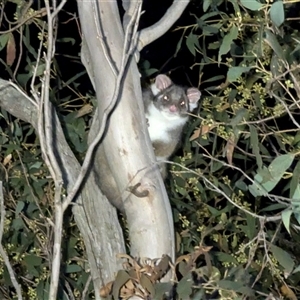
[77,0,175,262]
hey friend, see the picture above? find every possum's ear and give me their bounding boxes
[187,87,201,111]
[155,74,172,91]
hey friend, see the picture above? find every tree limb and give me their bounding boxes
[0,79,125,297]
[78,0,175,265]
[138,0,190,51]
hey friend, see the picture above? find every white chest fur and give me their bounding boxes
[146,102,187,143]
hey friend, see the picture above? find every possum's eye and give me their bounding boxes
[180,101,185,106]
[163,95,169,101]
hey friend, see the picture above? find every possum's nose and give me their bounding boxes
[169,105,177,112]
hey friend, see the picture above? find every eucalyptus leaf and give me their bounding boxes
[203,75,225,83]
[64,70,87,86]
[270,244,294,273]
[264,30,285,60]
[153,283,173,300]
[270,1,284,27]
[145,68,158,76]
[140,274,155,296]
[215,252,238,264]
[293,212,300,226]
[227,67,251,83]
[24,254,43,267]
[245,214,256,239]
[240,0,263,10]
[200,11,224,21]
[203,0,211,12]
[230,108,248,126]
[186,32,200,56]
[235,180,248,191]
[268,154,294,178]
[290,160,300,198]
[177,273,193,299]
[29,161,43,170]
[249,154,294,196]
[174,33,184,57]
[292,184,300,200]
[281,209,293,234]
[249,180,266,197]
[292,265,300,274]
[218,279,244,290]
[23,25,38,59]
[203,25,220,36]
[0,33,9,51]
[218,25,238,62]
[259,203,287,212]
[37,281,46,300]
[250,125,262,170]
[15,201,25,215]
[65,264,82,273]
[57,37,76,45]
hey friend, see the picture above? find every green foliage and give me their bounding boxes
[162,0,300,299]
[0,112,91,299]
[0,1,92,299]
[1,0,300,299]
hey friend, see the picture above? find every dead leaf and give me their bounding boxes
[3,154,12,166]
[113,271,133,300]
[99,281,113,298]
[225,136,235,165]
[119,279,136,299]
[152,255,171,281]
[75,104,93,118]
[218,103,230,111]
[280,284,297,300]
[6,33,16,66]
[190,125,216,141]
[217,79,229,90]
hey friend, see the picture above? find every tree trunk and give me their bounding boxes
[0,0,190,296]
[77,0,175,261]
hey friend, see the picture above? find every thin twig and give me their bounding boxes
[94,3,118,77]
[43,0,64,184]
[200,152,290,205]
[81,275,92,300]
[0,7,47,34]
[166,160,283,222]
[43,1,67,299]
[64,280,75,300]
[30,23,45,103]
[271,92,300,129]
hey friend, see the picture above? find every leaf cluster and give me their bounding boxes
[0,1,94,299]
[160,0,300,299]
[1,0,300,299]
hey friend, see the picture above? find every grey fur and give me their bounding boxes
[143,74,201,177]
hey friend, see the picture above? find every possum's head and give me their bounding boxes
[151,74,201,117]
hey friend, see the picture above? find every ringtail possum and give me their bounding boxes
[95,74,201,213]
[143,74,201,176]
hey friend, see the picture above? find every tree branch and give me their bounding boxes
[64,1,142,212]
[0,78,126,295]
[138,0,190,51]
